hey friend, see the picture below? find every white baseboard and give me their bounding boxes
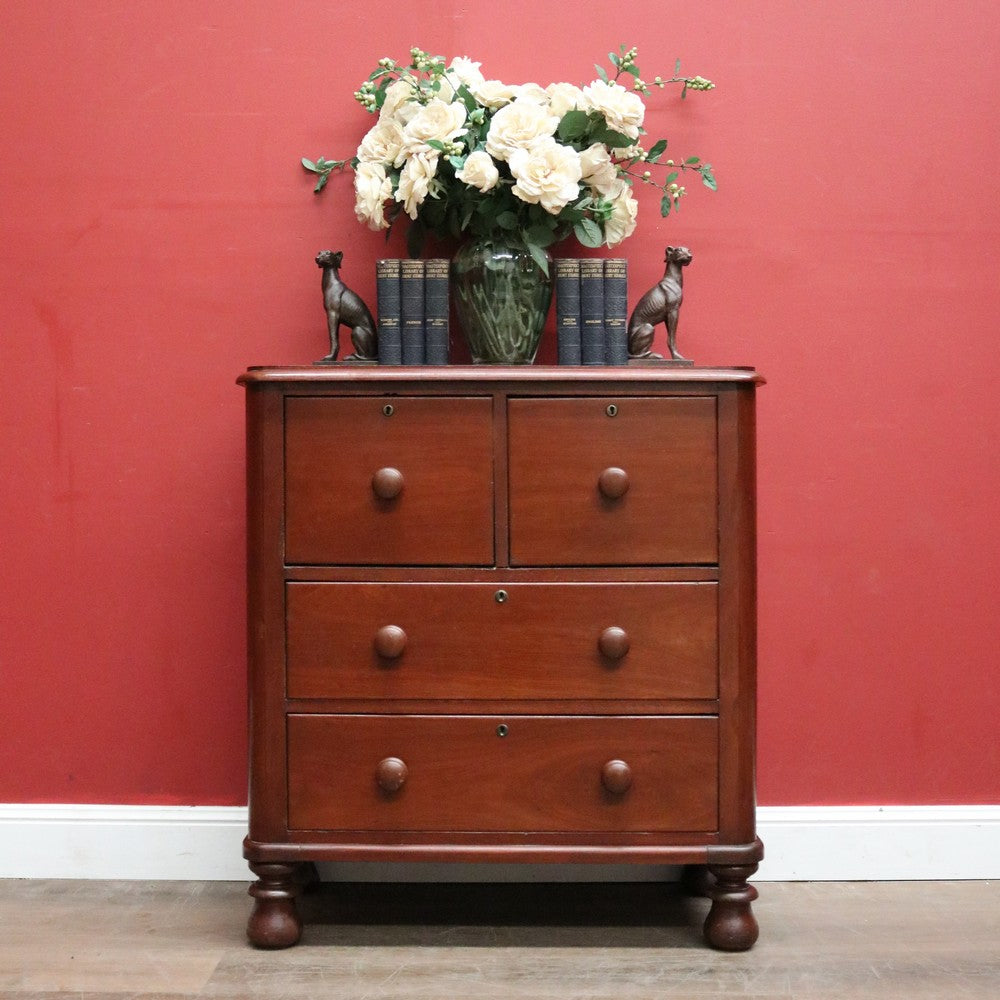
[1,804,997,882]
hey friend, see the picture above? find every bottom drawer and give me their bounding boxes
[287,714,718,834]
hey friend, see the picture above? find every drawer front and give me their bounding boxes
[287,714,718,833]
[285,396,495,566]
[287,581,717,701]
[508,396,718,566]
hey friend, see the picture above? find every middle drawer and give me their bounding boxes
[286,581,718,701]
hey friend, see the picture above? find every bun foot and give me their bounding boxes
[703,862,759,951]
[247,862,302,948]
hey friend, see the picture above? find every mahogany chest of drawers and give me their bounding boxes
[239,365,763,950]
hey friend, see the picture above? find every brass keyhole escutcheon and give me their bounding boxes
[495,589,508,604]
[606,403,618,417]
[496,724,509,738]
[382,403,394,417]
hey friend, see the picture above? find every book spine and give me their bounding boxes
[554,258,582,366]
[579,258,605,365]
[603,258,629,366]
[423,258,450,365]
[375,259,402,365]
[400,259,425,365]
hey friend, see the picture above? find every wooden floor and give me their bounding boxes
[0,879,996,998]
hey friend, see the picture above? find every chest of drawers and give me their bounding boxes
[239,365,763,951]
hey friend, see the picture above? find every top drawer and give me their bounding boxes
[285,396,495,565]
[508,396,718,566]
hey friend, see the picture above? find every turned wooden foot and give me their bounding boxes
[703,862,759,951]
[247,862,302,948]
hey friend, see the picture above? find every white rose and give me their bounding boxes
[515,82,549,105]
[448,56,485,89]
[581,79,645,140]
[602,179,639,246]
[357,119,404,165]
[485,99,559,161]
[353,161,393,230]
[546,82,584,117]
[579,142,619,195]
[509,137,583,215]
[473,79,519,109]
[379,78,419,124]
[455,150,500,192]
[395,151,439,219]
[399,98,467,160]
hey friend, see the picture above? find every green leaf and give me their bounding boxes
[456,83,478,112]
[526,224,555,248]
[623,65,639,78]
[496,211,518,230]
[526,241,550,276]
[557,109,590,142]
[646,139,668,163]
[609,52,621,68]
[685,156,701,164]
[426,139,445,152]
[313,174,329,193]
[660,192,673,217]
[573,218,603,248]
[449,155,466,171]
[301,157,317,172]
[406,220,425,259]
[665,171,679,184]
[675,58,682,75]
[595,64,609,84]
[374,76,393,109]
[700,164,717,191]
[593,126,635,149]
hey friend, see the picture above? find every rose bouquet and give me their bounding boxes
[303,45,715,274]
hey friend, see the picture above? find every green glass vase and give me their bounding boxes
[451,236,552,364]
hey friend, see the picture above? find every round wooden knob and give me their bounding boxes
[598,626,630,661]
[598,467,629,500]
[374,625,407,659]
[601,759,633,795]
[372,467,404,500]
[376,757,408,793]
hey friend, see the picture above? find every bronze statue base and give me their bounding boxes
[312,358,380,366]
[627,357,695,367]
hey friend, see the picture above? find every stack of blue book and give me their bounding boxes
[554,258,629,366]
[375,259,450,365]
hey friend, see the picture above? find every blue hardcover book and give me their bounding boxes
[400,258,425,365]
[424,259,450,365]
[376,259,402,365]
[555,258,582,365]
[603,258,629,366]
[579,258,605,365]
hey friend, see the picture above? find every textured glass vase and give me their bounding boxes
[451,236,553,364]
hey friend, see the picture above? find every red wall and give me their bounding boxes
[2,2,998,806]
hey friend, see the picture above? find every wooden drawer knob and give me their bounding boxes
[598,626,630,661]
[374,625,407,659]
[598,467,629,500]
[376,757,408,793]
[372,467,404,500]
[601,759,633,795]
